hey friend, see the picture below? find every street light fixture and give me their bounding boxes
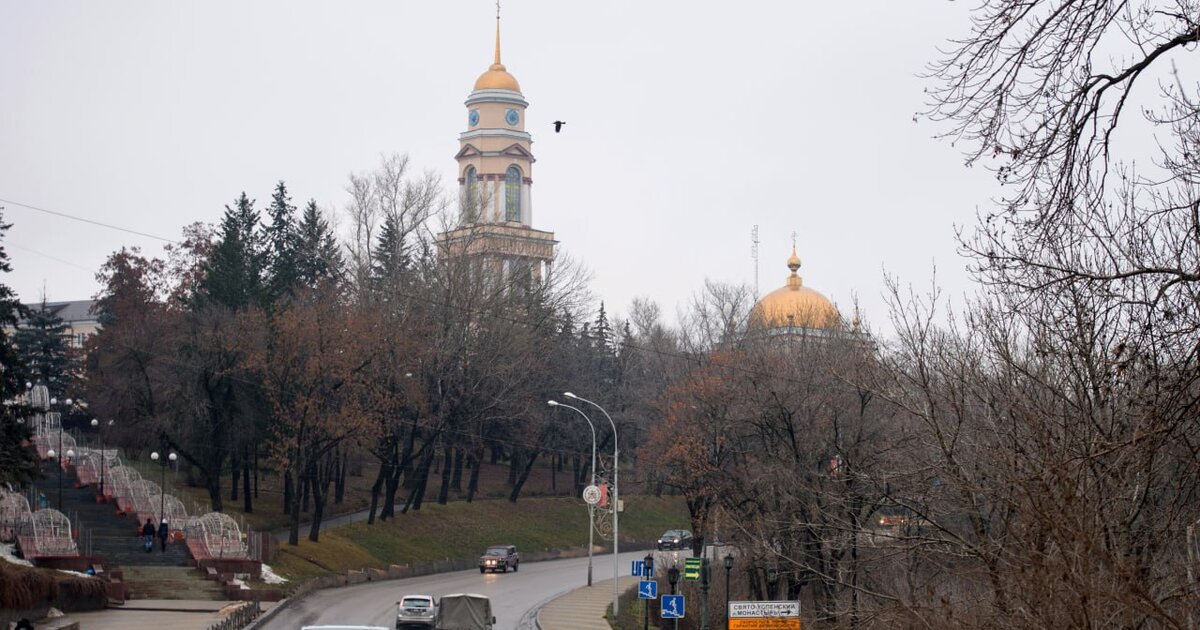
[667,566,681,630]
[563,391,620,615]
[548,399,598,586]
[150,450,177,526]
[91,419,114,501]
[724,553,735,628]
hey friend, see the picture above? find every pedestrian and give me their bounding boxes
[141,518,154,553]
[158,518,169,552]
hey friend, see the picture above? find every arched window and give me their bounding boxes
[505,166,522,222]
[464,166,479,222]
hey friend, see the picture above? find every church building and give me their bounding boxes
[436,17,557,284]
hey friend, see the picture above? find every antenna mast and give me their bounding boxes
[751,224,760,296]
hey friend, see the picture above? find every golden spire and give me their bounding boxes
[786,232,802,286]
[494,1,502,65]
[474,1,521,91]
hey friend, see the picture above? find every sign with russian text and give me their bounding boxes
[728,601,800,630]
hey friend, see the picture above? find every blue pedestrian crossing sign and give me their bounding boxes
[638,580,657,599]
[661,594,685,619]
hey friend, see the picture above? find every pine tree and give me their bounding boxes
[370,212,409,293]
[295,199,344,286]
[203,192,266,309]
[264,181,299,302]
[0,211,36,485]
[15,299,74,399]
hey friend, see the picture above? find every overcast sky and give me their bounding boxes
[0,1,999,331]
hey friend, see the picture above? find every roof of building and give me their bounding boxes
[20,300,98,325]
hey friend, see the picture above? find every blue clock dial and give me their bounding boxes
[505,108,519,126]
[469,109,480,126]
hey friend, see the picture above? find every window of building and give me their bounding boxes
[464,166,479,222]
[505,166,521,222]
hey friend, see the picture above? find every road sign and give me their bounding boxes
[661,594,685,619]
[582,484,601,505]
[632,559,645,576]
[729,601,800,630]
[684,556,701,580]
[638,579,657,599]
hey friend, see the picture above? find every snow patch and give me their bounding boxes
[260,563,288,584]
[1,543,33,567]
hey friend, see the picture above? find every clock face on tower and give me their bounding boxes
[505,108,519,126]
[469,109,480,127]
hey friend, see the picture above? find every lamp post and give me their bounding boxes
[47,397,73,510]
[150,450,177,524]
[724,553,734,629]
[700,558,711,630]
[90,419,114,501]
[667,566,681,630]
[643,552,653,630]
[564,391,619,615]
[548,399,598,586]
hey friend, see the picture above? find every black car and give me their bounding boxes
[656,529,694,550]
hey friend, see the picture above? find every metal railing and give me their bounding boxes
[206,599,261,630]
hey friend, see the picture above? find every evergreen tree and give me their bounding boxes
[0,211,36,485]
[15,299,74,399]
[203,192,265,309]
[264,181,299,302]
[369,212,409,293]
[295,199,344,286]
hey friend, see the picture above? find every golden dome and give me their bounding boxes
[474,19,521,92]
[751,248,841,330]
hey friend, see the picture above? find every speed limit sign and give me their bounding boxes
[582,484,602,505]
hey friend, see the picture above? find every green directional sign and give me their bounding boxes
[684,556,702,580]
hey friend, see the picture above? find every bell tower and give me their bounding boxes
[437,11,556,283]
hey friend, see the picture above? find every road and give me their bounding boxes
[262,551,645,630]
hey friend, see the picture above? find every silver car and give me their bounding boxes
[395,595,437,629]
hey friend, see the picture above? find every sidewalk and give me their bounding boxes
[537,575,640,630]
[57,600,274,630]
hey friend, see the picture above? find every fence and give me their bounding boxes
[206,599,261,630]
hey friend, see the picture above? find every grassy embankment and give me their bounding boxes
[271,494,689,583]
[126,453,689,584]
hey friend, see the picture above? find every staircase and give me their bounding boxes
[32,463,229,601]
[121,565,229,600]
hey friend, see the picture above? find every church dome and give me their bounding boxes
[474,63,521,92]
[750,249,841,330]
[473,20,520,92]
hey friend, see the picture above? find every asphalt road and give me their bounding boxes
[262,551,645,630]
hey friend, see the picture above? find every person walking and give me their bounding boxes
[157,518,169,552]
[141,518,155,553]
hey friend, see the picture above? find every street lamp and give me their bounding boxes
[91,419,114,501]
[724,553,735,628]
[548,399,598,586]
[643,552,653,630]
[150,450,177,525]
[563,391,620,615]
[667,566,681,630]
[46,397,73,510]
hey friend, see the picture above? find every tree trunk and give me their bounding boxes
[309,459,332,543]
[282,470,292,515]
[334,449,347,505]
[437,444,453,504]
[287,468,302,546]
[231,458,240,501]
[451,448,464,491]
[301,475,310,513]
[508,447,541,502]
[507,450,519,487]
[204,470,224,513]
[466,447,483,502]
[551,454,557,494]
[403,451,435,513]
[242,458,252,513]
[368,450,389,525]
[253,448,259,498]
